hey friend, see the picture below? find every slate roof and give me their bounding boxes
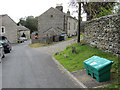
[17,25,30,31]
[43,27,65,37]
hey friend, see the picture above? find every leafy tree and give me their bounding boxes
[116,2,120,13]
[69,0,117,21]
[25,16,38,33]
[96,3,115,18]
[17,18,26,26]
[18,16,38,33]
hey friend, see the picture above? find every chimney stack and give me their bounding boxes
[67,9,70,16]
[56,4,63,12]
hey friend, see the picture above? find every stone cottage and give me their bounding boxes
[0,16,2,30]
[17,25,30,40]
[0,14,17,43]
[38,5,78,44]
[67,10,78,37]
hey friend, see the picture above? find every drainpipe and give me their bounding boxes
[63,15,66,33]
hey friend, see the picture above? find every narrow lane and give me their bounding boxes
[2,41,78,88]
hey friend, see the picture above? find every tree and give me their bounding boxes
[18,16,38,33]
[96,3,115,18]
[17,18,26,26]
[69,0,116,21]
[25,16,38,33]
[69,0,117,43]
[116,2,120,13]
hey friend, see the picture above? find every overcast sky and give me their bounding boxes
[0,0,87,23]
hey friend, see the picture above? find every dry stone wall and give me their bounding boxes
[84,13,120,56]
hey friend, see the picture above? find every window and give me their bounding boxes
[1,26,5,34]
[2,27,4,33]
[50,15,53,18]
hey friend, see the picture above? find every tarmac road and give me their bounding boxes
[2,41,78,88]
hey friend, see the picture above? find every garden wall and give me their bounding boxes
[84,13,120,56]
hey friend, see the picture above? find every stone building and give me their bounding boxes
[0,14,17,43]
[17,25,30,40]
[67,10,78,37]
[0,16,2,30]
[38,5,78,44]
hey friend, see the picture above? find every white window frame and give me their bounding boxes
[1,26,5,34]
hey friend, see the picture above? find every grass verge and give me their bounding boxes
[28,43,47,48]
[54,43,119,88]
[29,34,84,48]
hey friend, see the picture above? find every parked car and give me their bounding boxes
[0,36,12,53]
[21,37,27,41]
[0,42,5,61]
[18,37,24,43]
[18,37,27,43]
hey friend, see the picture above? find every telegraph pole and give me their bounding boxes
[77,2,81,43]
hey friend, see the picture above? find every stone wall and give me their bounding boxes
[32,39,39,44]
[32,36,53,44]
[84,13,120,56]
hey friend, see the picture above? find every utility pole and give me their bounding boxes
[77,2,81,43]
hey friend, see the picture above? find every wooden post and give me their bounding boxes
[77,2,81,43]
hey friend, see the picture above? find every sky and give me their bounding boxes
[0,0,86,23]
